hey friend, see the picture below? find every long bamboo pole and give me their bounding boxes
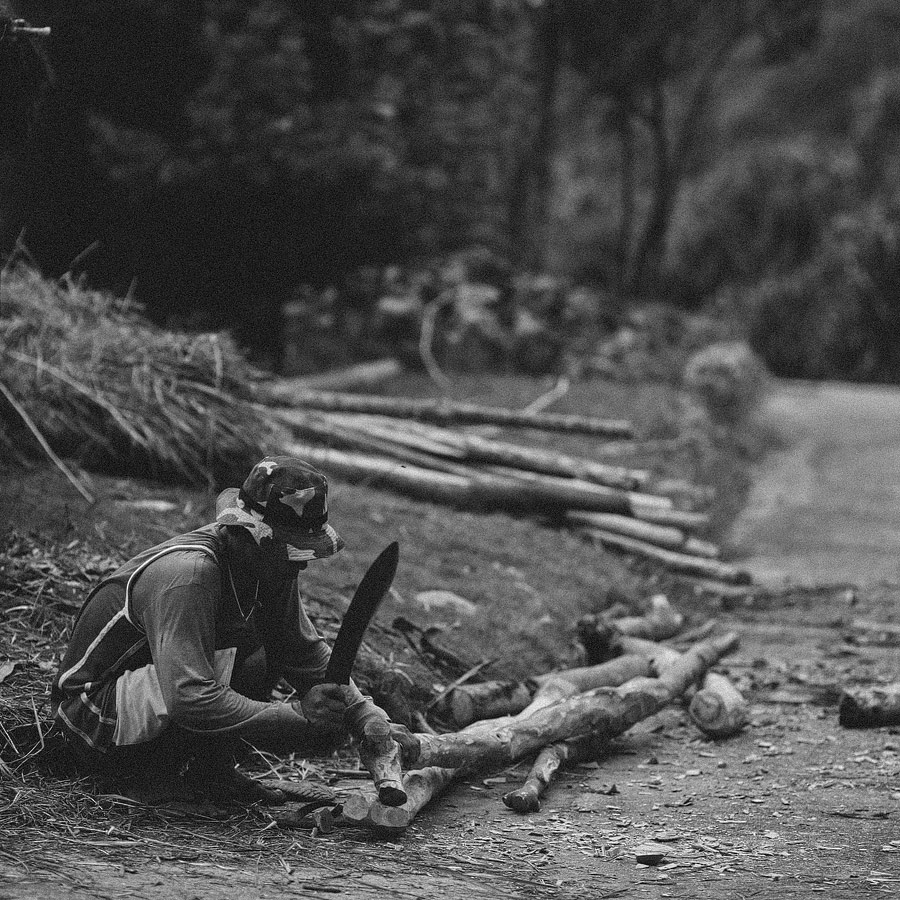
[278,391,635,438]
[285,443,636,516]
[588,529,751,584]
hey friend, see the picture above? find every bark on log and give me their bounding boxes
[357,718,407,806]
[579,595,684,664]
[444,680,534,728]
[589,529,751,584]
[839,683,900,728]
[618,636,748,739]
[445,654,653,728]
[279,391,635,438]
[285,443,635,516]
[365,766,458,837]
[501,733,607,813]
[407,632,738,770]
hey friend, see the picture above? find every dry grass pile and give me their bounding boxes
[0,264,282,487]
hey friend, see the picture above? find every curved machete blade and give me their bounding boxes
[324,541,399,684]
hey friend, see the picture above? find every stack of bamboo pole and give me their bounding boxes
[260,391,750,584]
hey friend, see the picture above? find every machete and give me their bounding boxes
[324,541,399,684]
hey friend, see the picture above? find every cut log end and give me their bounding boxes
[502,787,541,813]
[688,673,749,739]
[377,783,409,807]
[368,803,414,837]
[839,684,900,728]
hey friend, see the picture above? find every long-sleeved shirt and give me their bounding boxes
[52,524,329,754]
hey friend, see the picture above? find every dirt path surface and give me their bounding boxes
[728,380,900,587]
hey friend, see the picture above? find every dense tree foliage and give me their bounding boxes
[2,0,900,380]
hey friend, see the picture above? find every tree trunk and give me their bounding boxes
[509,0,561,268]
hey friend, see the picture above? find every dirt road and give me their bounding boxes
[728,379,900,587]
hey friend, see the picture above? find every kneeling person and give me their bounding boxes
[52,456,393,802]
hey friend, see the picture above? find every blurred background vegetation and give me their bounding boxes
[2,0,900,382]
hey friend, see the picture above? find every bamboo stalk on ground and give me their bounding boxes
[278,391,635,438]
[285,443,636,516]
[588,529,751,584]
[272,409,476,478]
[407,632,739,770]
[630,505,710,531]
[568,510,689,552]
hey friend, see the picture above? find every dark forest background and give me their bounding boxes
[3,1,900,381]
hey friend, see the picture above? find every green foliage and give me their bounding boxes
[743,206,900,381]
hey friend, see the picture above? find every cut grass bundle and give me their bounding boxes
[0,265,282,488]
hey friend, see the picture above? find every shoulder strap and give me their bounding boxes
[124,544,219,632]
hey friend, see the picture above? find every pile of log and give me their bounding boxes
[259,389,751,585]
[341,597,749,836]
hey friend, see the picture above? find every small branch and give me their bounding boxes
[0,378,95,504]
[419,293,454,392]
[523,376,570,414]
[426,658,497,712]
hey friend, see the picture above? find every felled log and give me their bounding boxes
[280,391,635,438]
[365,766,458,837]
[274,410,474,479]
[358,719,407,807]
[589,529,751,584]
[689,672,750,738]
[618,636,748,739]
[478,464,669,512]
[569,511,688,552]
[285,443,634,516]
[501,732,607,814]
[324,413,648,491]
[630,505,710,532]
[407,632,739,770]
[839,683,900,728]
[579,595,684,663]
[684,537,722,560]
[443,654,653,728]
[441,679,534,728]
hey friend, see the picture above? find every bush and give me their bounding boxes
[682,341,769,426]
[738,205,900,382]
